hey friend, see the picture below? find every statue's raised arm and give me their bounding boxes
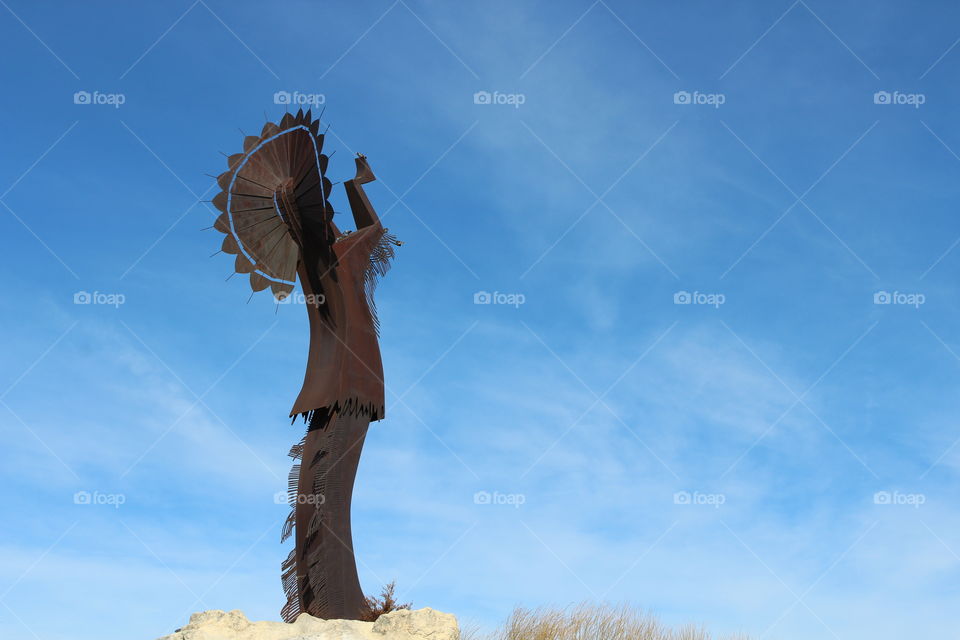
[344,154,380,230]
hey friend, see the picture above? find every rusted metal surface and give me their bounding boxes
[209,109,397,621]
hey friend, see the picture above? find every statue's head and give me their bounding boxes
[211,109,333,302]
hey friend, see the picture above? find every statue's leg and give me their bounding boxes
[282,408,370,621]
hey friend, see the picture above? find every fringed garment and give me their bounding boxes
[281,221,395,621]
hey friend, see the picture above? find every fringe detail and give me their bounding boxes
[291,397,383,425]
[281,424,313,620]
[287,435,306,461]
[280,407,358,622]
[280,547,300,621]
[362,227,397,335]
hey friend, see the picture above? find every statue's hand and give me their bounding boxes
[353,153,376,185]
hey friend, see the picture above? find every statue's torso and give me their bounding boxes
[290,226,385,420]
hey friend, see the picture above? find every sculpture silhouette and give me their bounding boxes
[209,109,397,621]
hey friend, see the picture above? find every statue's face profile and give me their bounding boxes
[273,174,337,254]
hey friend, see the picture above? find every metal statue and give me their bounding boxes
[208,109,398,621]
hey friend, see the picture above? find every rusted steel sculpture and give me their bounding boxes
[209,109,398,621]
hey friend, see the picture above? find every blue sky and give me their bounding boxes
[1,1,960,638]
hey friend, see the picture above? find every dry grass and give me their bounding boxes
[460,603,750,640]
[358,580,412,622]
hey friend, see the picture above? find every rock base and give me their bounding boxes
[156,607,459,640]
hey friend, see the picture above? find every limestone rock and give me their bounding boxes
[156,607,459,640]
